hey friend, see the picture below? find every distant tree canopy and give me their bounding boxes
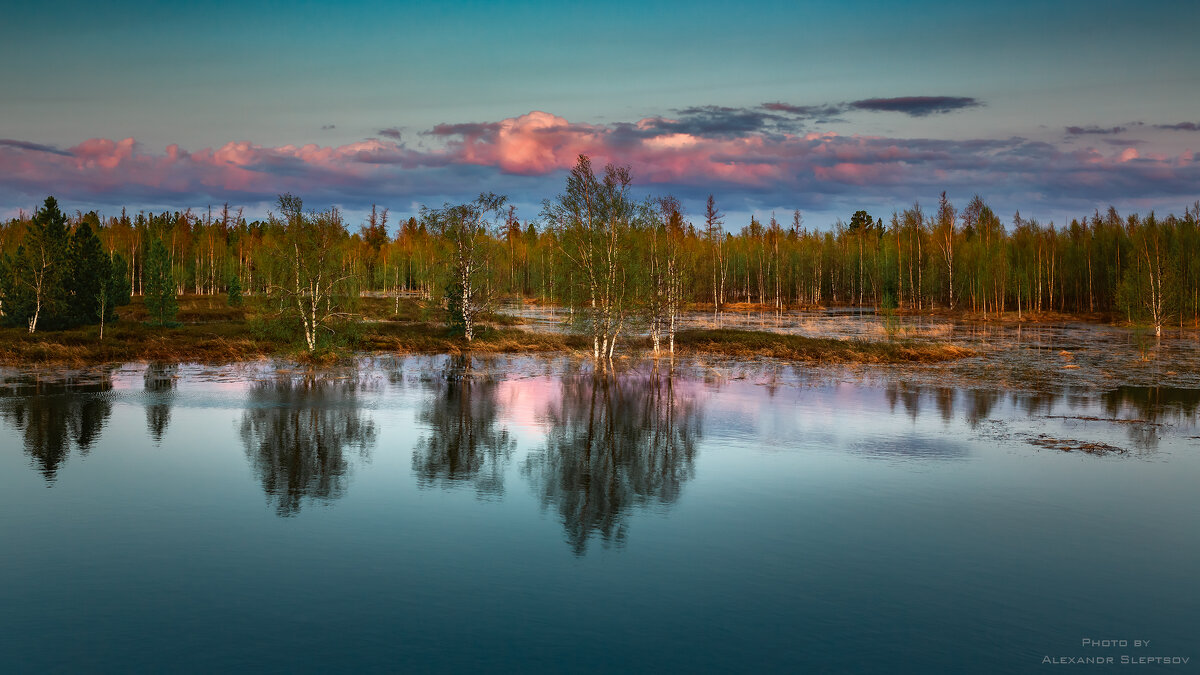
[2,177,1199,345]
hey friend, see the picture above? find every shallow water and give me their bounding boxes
[502,304,1200,390]
[1,356,1197,673]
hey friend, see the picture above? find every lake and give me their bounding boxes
[1,355,1197,673]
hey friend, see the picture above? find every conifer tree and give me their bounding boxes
[67,222,109,326]
[227,273,243,307]
[0,196,70,332]
[143,237,178,326]
[107,252,132,308]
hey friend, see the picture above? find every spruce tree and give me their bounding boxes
[67,222,108,326]
[107,252,132,308]
[0,252,15,324]
[1,197,71,331]
[143,238,177,326]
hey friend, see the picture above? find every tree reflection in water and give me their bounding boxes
[522,372,702,556]
[143,363,177,444]
[412,356,514,499]
[239,372,377,517]
[1101,386,1200,424]
[0,373,114,483]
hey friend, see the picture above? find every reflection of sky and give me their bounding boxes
[3,1,1198,224]
[2,358,1199,670]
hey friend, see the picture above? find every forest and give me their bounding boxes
[2,155,1198,359]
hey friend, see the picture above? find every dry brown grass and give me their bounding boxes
[117,294,247,323]
[0,323,272,367]
[671,329,974,364]
[361,322,583,355]
[2,296,975,368]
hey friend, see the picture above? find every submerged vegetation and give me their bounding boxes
[1,155,1197,366]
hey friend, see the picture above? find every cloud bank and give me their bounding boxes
[1,109,1197,220]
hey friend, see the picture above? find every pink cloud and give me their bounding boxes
[2,110,1199,216]
[70,137,137,169]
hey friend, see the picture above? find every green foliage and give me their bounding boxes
[546,155,638,357]
[880,290,900,340]
[227,273,243,307]
[1116,271,1142,323]
[443,277,467,336]
[3,192,1200,350]
[0,197,133,333]
[848,209,874,232]
[0,251,18,323]
[108,253,132,307]
[264,194,356,352]
[249,314,301,343]
[249,312,362,355]
[143,238,178,326]
[423,192,506,342]
[1,197,71,330]
[66,222,111,326]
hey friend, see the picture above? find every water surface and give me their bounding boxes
[1,356,1197,673]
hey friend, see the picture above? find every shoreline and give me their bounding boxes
[0,322,974,368]
[4,296,1195,383]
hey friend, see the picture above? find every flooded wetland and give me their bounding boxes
[7,0,1200,670]
[1,313,1197,672]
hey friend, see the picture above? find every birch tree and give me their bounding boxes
[1123,213,1170,337]
[936,192,956,309]
[647,196,685,357]
[267,194,357,352]
[424,193,507,342]
[546,155,636,365]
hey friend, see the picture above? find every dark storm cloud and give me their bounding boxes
[0,139,72,156]
[1155,122,1199,131]
[762,102,839,116]
[1065,125,1127,135]
[848,96,982,116]
[424,122,502,137]
[647,106,794,138]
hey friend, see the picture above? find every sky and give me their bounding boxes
[2,0,1199,228]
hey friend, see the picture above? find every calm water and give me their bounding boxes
[1,356,1198,673]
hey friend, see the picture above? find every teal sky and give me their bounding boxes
[2,0,1199,224]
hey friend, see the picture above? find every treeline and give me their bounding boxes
[2,155,1198,348]
[0,197,130,334]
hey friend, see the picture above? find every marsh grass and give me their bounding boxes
[671,329,974,364]
[0,295,973,366]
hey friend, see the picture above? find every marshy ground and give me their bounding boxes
[2,295,1196,401]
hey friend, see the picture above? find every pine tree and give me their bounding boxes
[143,238,177,326]
[227,273,243,307]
